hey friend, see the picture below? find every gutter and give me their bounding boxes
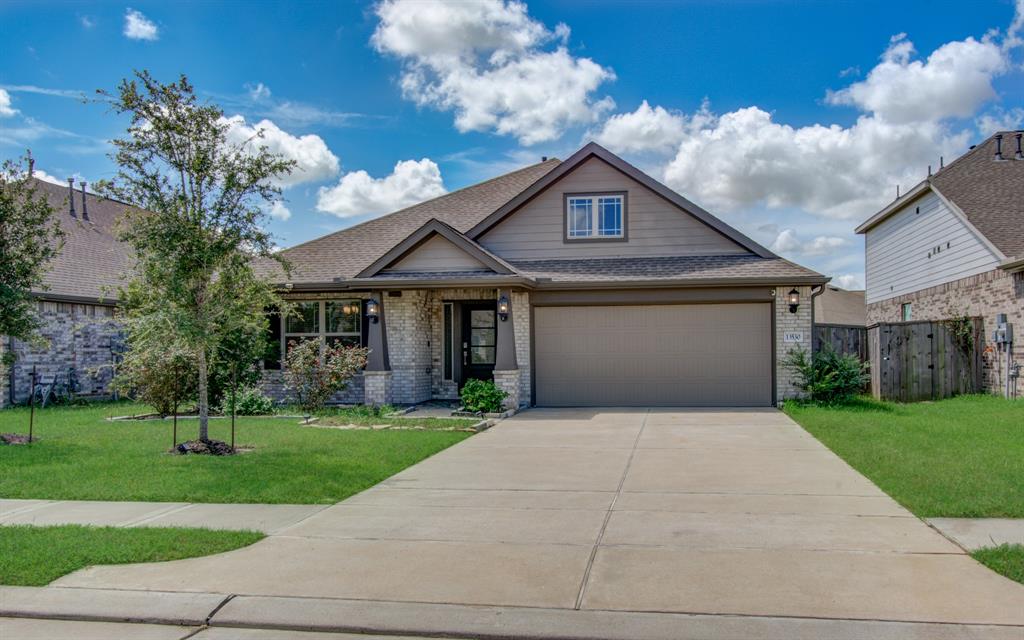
[31,292,119,306]
[1000,256,1024,273]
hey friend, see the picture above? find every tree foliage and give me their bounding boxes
[283,339,368,413]
[96,71,293,439]
[0,154,64,349]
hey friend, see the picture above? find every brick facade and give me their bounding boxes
[2,300,123,407]
[776,285,814,403]
[866,268,1023,398]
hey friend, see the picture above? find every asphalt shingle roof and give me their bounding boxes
[262,159,562,284]
[30,178,133,302]
[929,131,1024,259]
[509,255,822,283]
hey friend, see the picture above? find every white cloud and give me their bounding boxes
[80,15,96,29]
[771,229,849,257]
[31,169,66,186]
[316,158,447,218]
[266,200,292,221]
[825,33,1007,124]
[372,0,614,145]
[124,9,158,41]
[831,274,864,290]
[0,88,17,117]
[593,100,686,154]
[221,115,340,188]
[246,82,271,101]
[976,107,1024,134]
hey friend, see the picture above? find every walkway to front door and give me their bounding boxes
[48,408,1024,635]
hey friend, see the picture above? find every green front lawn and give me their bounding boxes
[785,395,1024,518]
[0,524,263,586]
[0,402,471,504]
[972,545,1024,585]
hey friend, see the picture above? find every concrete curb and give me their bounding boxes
[209,594,1024,640]
[0,586,226,626]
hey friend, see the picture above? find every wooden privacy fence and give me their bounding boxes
[867,319,983,402]
[813,324,868,362]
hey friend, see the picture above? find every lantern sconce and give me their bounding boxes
[787,288,800,314]
[497,294,510,321]
[366,298,380,324]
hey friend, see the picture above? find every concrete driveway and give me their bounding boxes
[43,408,1024,636]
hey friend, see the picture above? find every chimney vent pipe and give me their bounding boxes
[1015,133,1023,160]
[27,156,34,178]
[67,178,76,217]
[80,182,89,221]
[995,134,1005,161]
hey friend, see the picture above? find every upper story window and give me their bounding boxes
[565,192,626,241]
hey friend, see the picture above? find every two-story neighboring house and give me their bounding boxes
[1,177,132,407]
[259,143,827,409]
[856,131,1024,398]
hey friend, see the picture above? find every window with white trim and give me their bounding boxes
[282,300,363,355]
[565,194,624,239]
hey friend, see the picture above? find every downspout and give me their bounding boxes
[7,336,15,406]
[809,284,826,328]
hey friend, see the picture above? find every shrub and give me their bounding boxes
[218,386,274,415]
[114,344,197,416]
[283,339,368,413]
[783,345,870,405]
[460,378,508,413]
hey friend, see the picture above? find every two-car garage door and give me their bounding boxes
[534,303,772,407]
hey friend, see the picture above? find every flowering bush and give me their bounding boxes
[283,339,368,413]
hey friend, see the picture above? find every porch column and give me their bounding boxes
[364,291,393,406]
[493,288,521,411]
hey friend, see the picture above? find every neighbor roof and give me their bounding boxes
[29,178,134,303]
[857,131,1024,260]
[813,285,866,326]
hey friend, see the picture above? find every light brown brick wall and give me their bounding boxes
[776,285,814,403]
[866,268,1023,397]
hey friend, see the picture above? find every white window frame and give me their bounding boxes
[282,299,362,356]
[564,193,625,240]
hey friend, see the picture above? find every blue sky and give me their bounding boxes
[2,0,1022,288]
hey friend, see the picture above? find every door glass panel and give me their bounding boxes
[470,329,495,346]
[470,310,495,328]
[471,346,495,364]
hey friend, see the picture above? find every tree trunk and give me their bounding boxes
[197,347,209,441]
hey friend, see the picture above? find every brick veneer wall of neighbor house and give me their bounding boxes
[866,269,1024,398]
[777,285,814,403]
[2,301,124,407]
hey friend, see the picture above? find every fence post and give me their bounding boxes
[28,366,37,443]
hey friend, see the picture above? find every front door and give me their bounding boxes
[460,302,497,386]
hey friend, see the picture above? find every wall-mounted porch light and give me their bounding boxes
[366,298,380,324]
[787,288,801,314]
[497,294,510,321]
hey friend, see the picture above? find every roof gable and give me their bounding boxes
[357,219,515,278]
[466,142,776,258]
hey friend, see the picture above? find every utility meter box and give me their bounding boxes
[993,313,1014,345]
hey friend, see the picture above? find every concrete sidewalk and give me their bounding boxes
[4,408,1024,638]
[0,499,327,533]
[928,517,1024,550]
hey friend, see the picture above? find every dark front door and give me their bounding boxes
[460,302,497,386]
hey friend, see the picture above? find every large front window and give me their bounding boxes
[283,300,363,353]
[565,193,625,240]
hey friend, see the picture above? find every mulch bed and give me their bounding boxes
[1,433,33,445]
[172,438,236,456]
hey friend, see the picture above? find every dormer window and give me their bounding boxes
[565,192,626,241]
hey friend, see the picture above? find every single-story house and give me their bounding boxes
[259,143,828,409]
[1,177,129,407]
[856,130,1023,398]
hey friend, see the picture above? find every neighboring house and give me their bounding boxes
[813,286,866,327]
[0,178,130,407]
[259,143,827,409]
[856,131,1024,398]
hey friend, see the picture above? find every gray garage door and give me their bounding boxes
[534,303,772,407]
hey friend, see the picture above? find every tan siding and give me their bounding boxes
[383,235,489,273]
[479,157,750,260]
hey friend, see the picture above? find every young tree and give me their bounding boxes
[0,154,64,346]
[97,71,293,441]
